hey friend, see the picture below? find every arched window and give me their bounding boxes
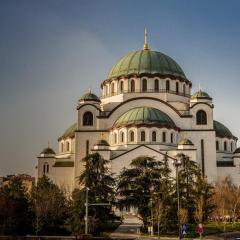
[120,132,124,143]
[171,133,174,143]
[196,110,207,125]
[176,82,179,94]
[66,142,70,152]
[141,131,146,141]
[111,82,115,94]
[162,132,166,143]
[154,79,159,92]
[231,142,233,152]
[166,80,170,91]
[224,141,227,151]
[130,131,134,142]
[114,133,117,144]
[152,131,156,142]
[183,84,186,96]
[142,79,147,92]
[130,80,135,92]
[216,141,219,151]
[120,81,124,93]
[61,142,64,152]
[83,112,93,126]
[86,140,89,156]
[43,162,49,174]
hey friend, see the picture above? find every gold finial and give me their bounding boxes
[100,132,104,139]
[143,28,149,50]
[198,83,202,92]
[47,141,50,148]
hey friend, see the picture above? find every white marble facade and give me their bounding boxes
[36,44,240,192]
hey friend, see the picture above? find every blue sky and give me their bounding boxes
[1,0,240,175]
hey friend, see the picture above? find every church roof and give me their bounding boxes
[178,139,194,145]
[214,120,236,139]
[95,139,109,146]
[113,106,176,129]
[191,90,212,99]
[59,123,77,140]
[40,147,55,155]
[107,49,187,81]
[234,147,240,154]
[79,92,100,102]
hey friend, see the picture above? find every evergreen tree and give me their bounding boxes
[68,153,116,234]
[117,155,172,228]
[0,177,33,235]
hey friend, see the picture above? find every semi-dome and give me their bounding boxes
[113,106,176,129]
[95,139,109,146]
[191,90,211,99]
[79,92,100,102]
[107,49,187,81]
[234,147,240,154]
[40,147,55,155]
[214,120,236,139]
[59,123,77,140]
[178,139,194,145]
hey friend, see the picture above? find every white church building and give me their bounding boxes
[36,35,240,193]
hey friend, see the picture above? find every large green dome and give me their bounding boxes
[214,120,236,139]
[108,49,186,80]
[113,107,176,129]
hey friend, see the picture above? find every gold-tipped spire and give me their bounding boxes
[143,28,149,50]
[89,87,91,93]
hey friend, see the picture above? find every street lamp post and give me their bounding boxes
[85,187,89,235]
[85,187,111,235]
[172,154,183,240]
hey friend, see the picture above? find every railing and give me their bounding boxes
[101,88,190,98]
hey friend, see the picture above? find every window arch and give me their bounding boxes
[111,82,115,94]
[176,82,179,94]
[86,140,89,156]
[166,80,170,91]
[154,79,159,92]
[130,80,135,92]
[196,110,207,125]
[170,133,174,143]
[216,140,219,151]
[120,81,124,93]
[142,79,147,92]
[130,131,135,142]
[120,132,125,143]
[224,141,227,151]
[141,131,146,141]
[114,133,117,144]
[66,142,70,152]
[43,162,49,174]
[83,111,93,126]
[152,131,156,142]
[162,132,166,143]
[183,84,186,96]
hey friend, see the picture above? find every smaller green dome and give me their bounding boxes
[95,139,109,146]
[79,92,100,102]
[214,120,235,139]
[59,123,77,140]
[178,139,194,145]
[191,90,211,99]
[234,147,240,154]
[41,147,55,155]
[114,106,176,129]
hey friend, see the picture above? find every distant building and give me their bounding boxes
[1,174,35,193]
[36,33,240,192]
